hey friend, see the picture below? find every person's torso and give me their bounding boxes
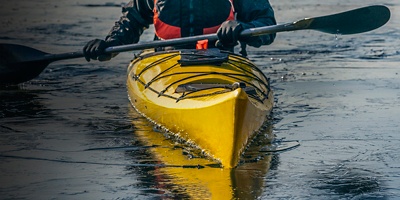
[153,0,235,40]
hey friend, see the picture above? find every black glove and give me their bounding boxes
[216,20,243,51]
[83,39,115,62]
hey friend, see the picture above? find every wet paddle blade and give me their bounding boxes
[240,5,390,37]
[0,44,50,84]
[306,5,391,34]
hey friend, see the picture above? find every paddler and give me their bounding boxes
[83,0,276,62]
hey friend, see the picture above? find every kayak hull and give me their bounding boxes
[127,49,273,168]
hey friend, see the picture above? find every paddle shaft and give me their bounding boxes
[42,23,292,62]
[104,22,296,54]
[40,5,390,62]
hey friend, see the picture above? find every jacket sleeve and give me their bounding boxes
[105,0,154,45]
[235,0,276,47]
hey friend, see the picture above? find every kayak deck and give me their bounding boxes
[126,49,273,168]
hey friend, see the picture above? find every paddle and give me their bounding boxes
[0,5,390,84]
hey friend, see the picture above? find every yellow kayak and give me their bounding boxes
[126,49,273,168]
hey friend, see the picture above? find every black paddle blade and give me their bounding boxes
[0,44,50,85]
[306,5,391,35]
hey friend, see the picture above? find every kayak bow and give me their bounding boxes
[126,49,273,168]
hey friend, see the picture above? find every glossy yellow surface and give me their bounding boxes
[130,113,273,199]
[127,50,273,168]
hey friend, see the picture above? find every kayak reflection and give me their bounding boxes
[129,107,274,199]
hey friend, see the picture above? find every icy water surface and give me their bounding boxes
[1,0,400,199]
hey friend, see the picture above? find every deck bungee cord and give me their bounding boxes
[131,50,271,102]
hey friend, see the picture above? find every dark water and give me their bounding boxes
[1,0,400,199]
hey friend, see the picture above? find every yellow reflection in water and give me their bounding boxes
[129,107,273,199]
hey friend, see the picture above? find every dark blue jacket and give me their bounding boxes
[105,0,276,50]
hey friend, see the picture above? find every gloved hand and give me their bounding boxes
[83,39,116,62]
[216,20,243,51]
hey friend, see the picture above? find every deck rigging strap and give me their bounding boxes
[178,49,229,66]
[133,50,270,102]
